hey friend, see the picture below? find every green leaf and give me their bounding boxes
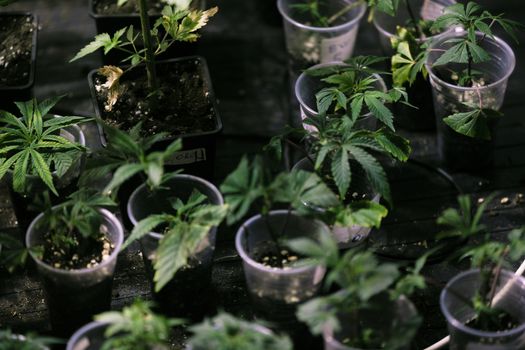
[70,33,112,62]
[12,150,30,193]
[331,149,350,199]
[332,200,388,228]
[433,41,470,66]
[363,94,395,131]
[103,163,144,196]
[443,108,501,140]
[122,215,168,251]
[374,129,411,161]
[29,148,57,195]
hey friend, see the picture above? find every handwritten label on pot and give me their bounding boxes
[420,0,445,21]
[320,26,359,63]
[165,148,206,165]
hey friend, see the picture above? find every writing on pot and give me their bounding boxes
[165,148,207,165]
[320,27,358,63]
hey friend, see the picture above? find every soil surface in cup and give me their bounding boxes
[93,59,217,137]
[0,15,35,87]
[41,228,114,270]
[93,0,165,15]
[252,241,303,269]
[466,309,520,333]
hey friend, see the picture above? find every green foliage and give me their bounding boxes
[391,27,428,87]
[37,190,116,258]
[0,329,60,350]
[438,194,525,329]
[0,97,88,195]
[188,313,293,350]
[96,299,183,350]
[80,122,182,196]
[307,56,408,131]
[0,0,17,6]
[431,2,520,70]
[290,233,425,348]
[122,189,227,292]
[443,106,502,140]
[0,233,34,273]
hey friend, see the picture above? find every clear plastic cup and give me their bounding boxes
[323,294,418,350]
[66,322,109,350]
[295,62,384,132]
[127,174,223,318]
[426,31,515,170]
[278,0,366,73]
[235,210,328,325]
[26,209,123,336]
[292,157,380,249]
[440,269,525,349]
[373,0,456,56]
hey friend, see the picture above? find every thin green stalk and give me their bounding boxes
[138,0,158,91]
[405,0,422,38]
[327,1,361,25]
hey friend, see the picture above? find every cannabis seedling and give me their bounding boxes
[35,190,116,269]
[428,1,521,139]
[0,97,87,195]
[188,312,293,350]
[95,299,184,350]
[437,194,525,331]
[289,233,426,349]
[80,121,182,196]
[0,233,36,273]
[71,0,217,109]
[122,188,227,292]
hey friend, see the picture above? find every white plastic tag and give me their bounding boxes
[165,148,207,165]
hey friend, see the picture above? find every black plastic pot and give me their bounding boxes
[88,0,199,65]
[26,209,123,337]
[0,12,38,114]
[127,174,223,320]
[88,56,222,182]
[7,122,86,235]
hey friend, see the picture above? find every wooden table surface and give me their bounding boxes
[1,0,525,349]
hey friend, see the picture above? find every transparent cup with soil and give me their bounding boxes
[323,295,419,350]
[440,269,525,349]
[293,157,381,249]
[235,210,329,328]
[294,62,387,132]
[278,0,366,76]
[26,201,124,337]
[126,174,225,320]
[426,31,516,171]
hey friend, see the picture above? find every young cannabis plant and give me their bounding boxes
[289,233,426,349]
[71,0,217,108]
[391,26,429,87]
[188,312,293,350]
[431,2,519,85]
[122,189,227,292]
[308,55,410,132]
[0,233,34,273]
[437,194,525,331]
[95,299,184,350]
[37,190,116,263]
[221,155,388,230]
[0,97,87,195]
[80,122,182,196]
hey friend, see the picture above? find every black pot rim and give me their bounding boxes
[87,55,223,146]
[0,12,38,91]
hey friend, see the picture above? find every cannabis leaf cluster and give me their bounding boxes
[0,97,87,195]
[188,313,293,350]
[0,329,60,350]
[96,299,183,350]
[122,189,227,292]
[288,233,426,349]
[437,194,525,331]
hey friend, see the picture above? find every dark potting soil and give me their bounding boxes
[42,230,114,270]
[252,241,305,269]
[0,15,35,87]
[93,0,165,15]
[94,59,216,136]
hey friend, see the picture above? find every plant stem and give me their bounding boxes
[137,0,158,91]
[327,1,361,25]
[405,0,422,39]
[466,44,473,87]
